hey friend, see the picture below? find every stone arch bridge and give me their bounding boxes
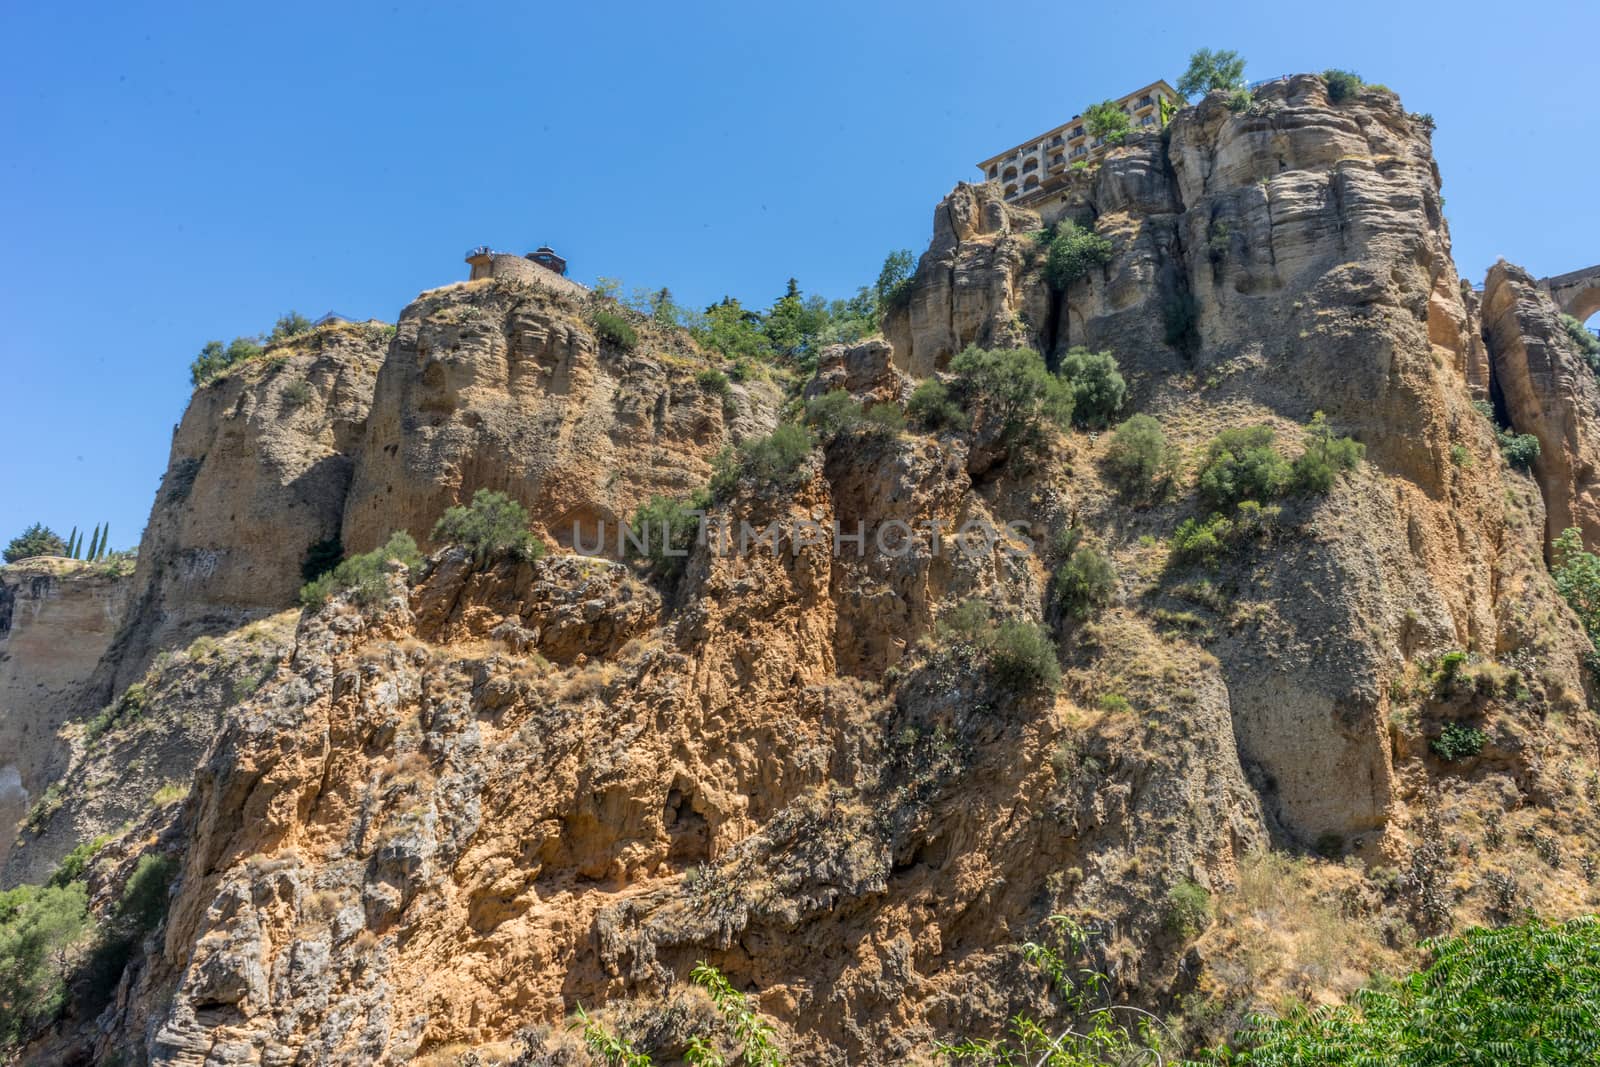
[1540,264,1600,322]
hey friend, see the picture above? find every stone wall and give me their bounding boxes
[469,253,592,301]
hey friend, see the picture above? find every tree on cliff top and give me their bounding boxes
[4,524,67,563]
[1178,48,1247,98]
[1084,99,1131,144]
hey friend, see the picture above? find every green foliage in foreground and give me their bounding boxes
[1208,917,1600,1065]
[572,962,783,1067]
[299,530,423,607]
[4,523,67,563]
[431,489,543,566]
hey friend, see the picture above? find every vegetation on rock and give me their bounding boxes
[431,489,543,565]
[299,530,422,606]
[1178,47,1247,98]
[1041,221,1113,290]
[4,523,67,563]
[1104,414,1179,499]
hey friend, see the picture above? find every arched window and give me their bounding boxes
[988,165,998,179]
[1022,157,1038,173]
[1003,183,1019,197]
[1002,166,1018,182]
[1023,174,1039,190]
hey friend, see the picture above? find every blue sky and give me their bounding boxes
[2,0,1595,551]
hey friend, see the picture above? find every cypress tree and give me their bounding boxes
[99,524,110,559]
[67,527,79,559]
[87,524,102,562]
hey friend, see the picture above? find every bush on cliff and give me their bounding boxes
[1058,346,1126,429]
[804,390,904,441]
[1105,414,1179,499]
[190,336,265,386]
[1084,99,1131,145]
[1178,47,1247,98]
[1053,532,1117,618]
[1552,526,1600,656]
[591,309,638,351]
[1291,412,1366,493]
[709,423,815,498]
[935,600,1061,696]
[1497,430,1541,471]
[432,489,543,566]
[267,311,313,343]
[948,345,1074,460]
[1322,68,1364,103]
[4,523,67,563]
[906,378,968,432]
[299,531,422,607]
[1561,313,1600,370]
[1042,221,1113,290]
[629,491,710,581]
[1198,426,1292,510]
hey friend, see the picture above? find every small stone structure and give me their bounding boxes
[1538,264,1600,323]
[465,247,589,300]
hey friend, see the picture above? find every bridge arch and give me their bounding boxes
[1540,264,1600,323]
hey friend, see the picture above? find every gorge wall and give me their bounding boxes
[8,72,1600,1067]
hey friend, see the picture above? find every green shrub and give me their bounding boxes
[267,311,313,343]
[1497,430,1541,470]
[1198,425,1291,510]
[695,368,730,395]
[299,531,422,607]
[48,837,110,889]
[0,880,89,1049]
[77,853,177,1019]
[1211,917,1600,1065]
[4,523,66,563]
[1431,721,1487,762]
[1171,501,1279,566]
[281,380,313,408]
[1227,87,1253,112]
[1553,527,1600,656]
[190,336,264,386]
[432,490,542,566]
[1322,68,1364,103]
[877,249,917,312]
[629,492,709,581]
[1165,879,1212,938]
[1054,536,1117,618]
[1177,47,1247,98]
[1105,414,1178,498]
[1562,314,1600,370]
[1291,411,1365,493]
[935,600,1060,695]
[1057,347,1126,429]
[1042,221,1113,289]
[710,423,814,498]
[907,379,968,431]
[804,389,861,438]
[947,345,1074,461]
[1449,443,1471,468]
[591,309,638,351]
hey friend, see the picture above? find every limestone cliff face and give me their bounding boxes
[103,325,384,695]
[884,74,1534,846]
[17,73,1600,1067]
[340,279,783,558]
[1481,260,1600,550]
[0,559,132,870]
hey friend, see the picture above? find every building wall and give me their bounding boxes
[470,253,591,301]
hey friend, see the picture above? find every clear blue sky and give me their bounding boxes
[2,0,1595,551]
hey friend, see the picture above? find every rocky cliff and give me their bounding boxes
[0,558,133,868]
[10,73,1600,1066]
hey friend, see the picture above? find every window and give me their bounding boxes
[1023,175,1039,190]
[1139,115,1155,127]
[1051,154,1064,166]
[1138,95,1153,108]
[1070,145,1087,158]
[1003,183,1019,197]
[1022,157,1038,173]
[1002,166,1018,181]
[988,165,998,178]
[1073,126,1084,138]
